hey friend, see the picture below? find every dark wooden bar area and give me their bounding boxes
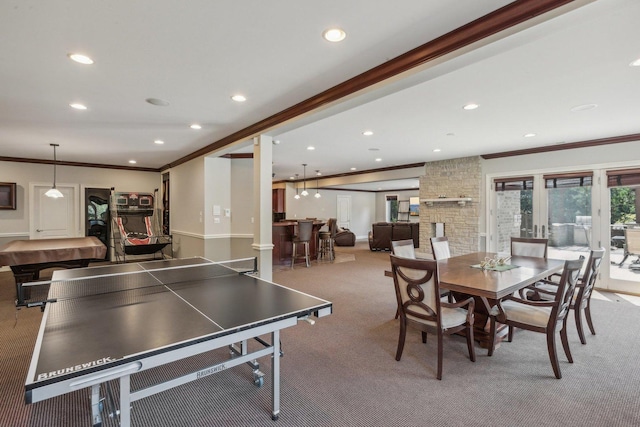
[272,220,324,265]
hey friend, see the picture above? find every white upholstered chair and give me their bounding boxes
[391,239,416,259]
[510,237,548,258]
[430,236,451,260]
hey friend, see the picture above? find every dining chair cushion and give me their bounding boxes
[511,240,546,258]
[430,237,451,260]
[407,307,469,329]
[500,300,551,328]
[391,239,416,259]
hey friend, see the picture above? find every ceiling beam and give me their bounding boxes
[161,0,577,171]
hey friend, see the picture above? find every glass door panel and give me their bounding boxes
[607,184,640,292]
[489,176,538,253]
[545,184,592,262]
[495,188,533,253]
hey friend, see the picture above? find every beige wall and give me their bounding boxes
[0,160,160,246]
[167,158,205,258]
[165,155,256,261]
[284,185,376,241]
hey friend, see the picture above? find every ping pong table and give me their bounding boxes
[24,257,332,426]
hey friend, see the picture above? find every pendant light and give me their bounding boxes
[294,174,300,199]
[301,164,309,197]
[45,143,64,198]
[314,170,322,198]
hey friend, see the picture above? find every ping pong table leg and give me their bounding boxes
[120,375,132,427]
[272,329,280,421]
[90,384,103,427]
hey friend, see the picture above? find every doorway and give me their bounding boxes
[337,195,351,229]
[490,168,640,295]
[30,184,79,239]
[85,187,110,260]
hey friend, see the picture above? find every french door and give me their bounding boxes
[493,173,594,260]
[490,168,640,295]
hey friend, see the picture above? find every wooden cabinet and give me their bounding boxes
[272,189,285,213]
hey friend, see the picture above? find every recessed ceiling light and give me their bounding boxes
[154,140,164,145]
[68,53,94,65]
[322,28,346,42]
[190,124,201,130]
[289,176,295,180]
[570,103,598,112]
[362,130,373,136]
[463,103,479,110]
[350,167,357,171]
[433,148,441,152]
[146,98,170,106]
[307,146,315,150]
[69,103,87,110]
[129,160,137,164]
[316,171,322,176]
[375,158,382,162]
[629,58,640,67]
[231,94,246,102]
[524,133,537,138]
[273,140,281,145]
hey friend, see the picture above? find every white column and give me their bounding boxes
[252,135,274,281]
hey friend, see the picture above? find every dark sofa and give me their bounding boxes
[368,222,419,251]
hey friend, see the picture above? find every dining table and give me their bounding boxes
[437,252,565,350]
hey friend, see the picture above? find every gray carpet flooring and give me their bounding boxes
[1,243,639,426]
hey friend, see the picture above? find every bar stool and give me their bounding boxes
[317,218,335,261]
[291,220,314,268]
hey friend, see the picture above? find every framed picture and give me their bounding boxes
[0,182,17,210]
[409,196,420,216]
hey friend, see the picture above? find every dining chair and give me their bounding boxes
[389,254,475,380]
[488,258,584,379]
[391,239,416,259]
[390,240,418,319]
[510,237,548,258]
[525,248,605,344]
[430,236,451,260]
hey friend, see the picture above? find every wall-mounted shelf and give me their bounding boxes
[420,197,472,207]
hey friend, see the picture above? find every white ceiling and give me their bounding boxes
[1,0,639,191]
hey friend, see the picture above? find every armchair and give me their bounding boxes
[510,237,548,258]
[332,221,356,246]
[525,248,605,344]
[489,258,584,379]
[390,255,475,380]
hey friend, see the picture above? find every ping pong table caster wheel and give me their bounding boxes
[272,414,279,421]
[253,376,264,388]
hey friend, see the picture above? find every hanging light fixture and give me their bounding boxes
[45,143,64,198]
[314,170,322,198]
[294,174,300,199]
[301,164,309,197]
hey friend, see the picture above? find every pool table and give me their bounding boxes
[0,237,107,305]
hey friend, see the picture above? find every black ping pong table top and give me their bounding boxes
[26,257,332,391]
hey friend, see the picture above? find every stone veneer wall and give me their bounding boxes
[419,156,481,256]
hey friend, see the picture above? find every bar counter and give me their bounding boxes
[272,220,325,265]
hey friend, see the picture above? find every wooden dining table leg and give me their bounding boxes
[451,292,507,350]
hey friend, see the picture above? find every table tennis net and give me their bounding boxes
[22,258,258,306]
